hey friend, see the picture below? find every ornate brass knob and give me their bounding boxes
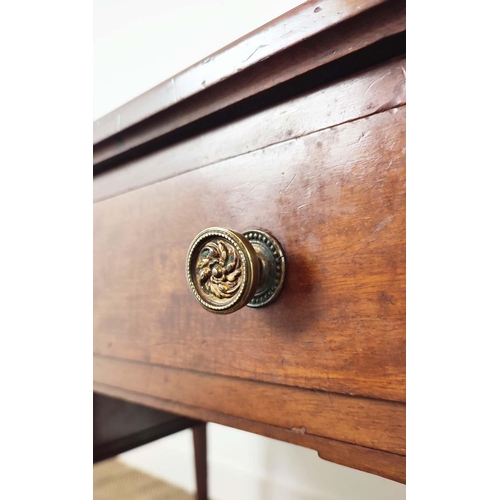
[186,227,285,314]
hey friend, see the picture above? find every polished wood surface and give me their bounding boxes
[94,56,406,202]
[94,383,405,484]
[94,356,404,454]
[93,0,390,145]
[93,0,405,168]
[94,105,405,402]
[94,0,406,484]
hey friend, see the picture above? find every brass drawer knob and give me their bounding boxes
[186,227,285,314]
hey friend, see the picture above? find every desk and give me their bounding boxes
[94,0,406,484]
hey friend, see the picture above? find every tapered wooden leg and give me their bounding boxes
[192,423,208,500]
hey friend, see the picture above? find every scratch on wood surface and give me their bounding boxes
[172,77,178,102]
[364,74,387,96]
[343,216,395,277]
[352,130,371,146]
[282,174,297,193]
[243,44,268,63]
[245,184,259,198]
[297,203,308,210]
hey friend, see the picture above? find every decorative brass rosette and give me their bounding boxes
[186,228,260,314]
[186,227,285,314]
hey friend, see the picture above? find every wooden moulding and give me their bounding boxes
[94,355,405,456]
[93,0,405,168]
[94,382,405,484]
[94,0,392,145]
[94,56,406,202]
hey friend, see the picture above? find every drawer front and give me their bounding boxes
[94,59,405,402]
[94,57,406,474]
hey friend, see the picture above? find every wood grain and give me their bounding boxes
[94,355,405,455]
[94,107,406,402]
[94,57,406,202]
[93,0,405,167]
[93,0,406,483]
[94,383,405,483]
[93,0,390,146]
[317,447,405,484]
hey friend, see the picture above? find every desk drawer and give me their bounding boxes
[94,55,406,478]
[94,60,405,399]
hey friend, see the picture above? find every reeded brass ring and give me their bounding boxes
[186,227,285,314]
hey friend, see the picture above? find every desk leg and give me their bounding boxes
[192,423,208,500]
